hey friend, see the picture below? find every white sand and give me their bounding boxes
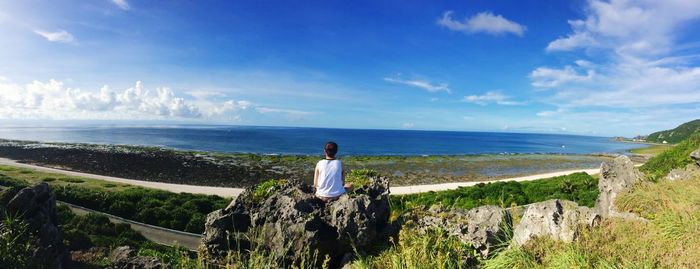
[1,157,617,197]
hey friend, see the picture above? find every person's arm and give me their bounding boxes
[313,163,319,190]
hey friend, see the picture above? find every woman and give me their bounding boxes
[314,141,352,202]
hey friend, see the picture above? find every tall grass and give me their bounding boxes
[640,132,700,181]
[0,214,38,268]
[351,228,476,269]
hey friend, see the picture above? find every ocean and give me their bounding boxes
[0,125,644,156]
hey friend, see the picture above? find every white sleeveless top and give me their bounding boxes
[315,159,345,197]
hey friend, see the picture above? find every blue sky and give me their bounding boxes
[1,0,700,137]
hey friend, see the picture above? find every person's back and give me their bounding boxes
[314,141,352,202]
[315,159,345,198]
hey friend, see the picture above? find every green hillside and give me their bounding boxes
[647,119,700,144]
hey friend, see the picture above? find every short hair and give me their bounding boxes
[324,141,338,158]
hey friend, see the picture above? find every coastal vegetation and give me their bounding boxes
[640,132,700,181]
[647,119,700,144]
[0,166,230,233]
[628,144,671,155]
[390,172,598,218]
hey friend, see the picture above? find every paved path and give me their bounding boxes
[59,201,202,250]
[0,157,612,196]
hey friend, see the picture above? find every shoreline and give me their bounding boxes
[0,157,614,196]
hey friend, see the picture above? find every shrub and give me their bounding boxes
[0,215,39,268]
[253,179,287,201]
[346,169,379,187]
[42,177,57,182]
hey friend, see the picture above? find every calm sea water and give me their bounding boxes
[0,126,644,156]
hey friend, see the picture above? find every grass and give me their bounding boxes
[0,165,230,233]
[639,132,700,181]
[485,175,700,268]
[351,228,476,269]
[628,144,672,155]
[253,178,287,201]
[390,172,598,219]
[346,169,379,187]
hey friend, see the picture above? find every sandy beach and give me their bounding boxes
[0,157,610,197]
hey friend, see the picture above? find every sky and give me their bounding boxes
[1,0,700,137]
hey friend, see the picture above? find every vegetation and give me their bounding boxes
[483,175,700,268]
[253,178,287,201]
[346,169,379,187]
[390,172,598,218]
[640,132,700,181]
[629,144,672,155]
[647,119,700,143]
[352,229,477,269]
[0,215,40,269]
[0,166,230,234]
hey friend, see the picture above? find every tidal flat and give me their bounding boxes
[0,139,614,187]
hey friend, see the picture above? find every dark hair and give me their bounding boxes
[324,141,338,158]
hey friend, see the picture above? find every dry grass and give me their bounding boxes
[487,176,700,268]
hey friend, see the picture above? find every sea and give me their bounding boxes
[0,125,644,156]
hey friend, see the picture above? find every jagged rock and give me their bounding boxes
[595,155,643,218]
[666,164,700,181]
[0,183,70,268]
[108,246,169,269]
[512,199,599,246]
[200,177,391,267]
[691,149,700,166]
[408,205,511,259]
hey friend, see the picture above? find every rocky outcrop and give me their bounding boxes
[594,155,643,218]
[407,205,511,259]
[200,177,391,267]
[664,148,700,181]
[0,183,70,268]
[690,148,700,166]
[512,199,599,246]
[108,246,168,269]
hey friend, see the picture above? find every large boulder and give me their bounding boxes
[512,199,599,246]
[594,155,643,218]
[665,148,700,181]
[0,183,70,268]
[407,205,511,259]
[200,177,391,267]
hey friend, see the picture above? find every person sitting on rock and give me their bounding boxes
[314,141,353,202]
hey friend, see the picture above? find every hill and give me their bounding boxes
[647,119,700,143]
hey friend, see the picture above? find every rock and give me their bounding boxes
[200,177,391,267]
[512,199,600,246]
[409,205,511,259]
[108,246,169,269]
[0,183,70,268]
[595,155,643,218]
[665,164,700,181]
[691,149,700,166]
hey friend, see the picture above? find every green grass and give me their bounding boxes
[629,144,672,155]
[0,166,230,234]
[390,172,598,218]
[253,178,287,201]
[485,174,700,268]
[640,132,700,181]
[346,169,379,187]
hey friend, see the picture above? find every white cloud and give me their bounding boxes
[437,11,526,36]
[33,29,75,43]
[111,0,130,10]
[402,122,414,129]
[530,65,595,89]
[0,79,265,120]
[384,76,450,93]
[533,0,700,110]
[463,91,524,106]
